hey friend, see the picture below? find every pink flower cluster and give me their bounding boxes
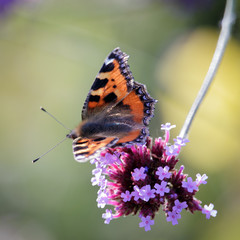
[90,123,217,231]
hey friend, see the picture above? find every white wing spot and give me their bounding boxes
[104,58,114,66]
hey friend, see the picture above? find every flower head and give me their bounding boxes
[89,123,216,231]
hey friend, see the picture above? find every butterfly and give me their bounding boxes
[67,47,156,162]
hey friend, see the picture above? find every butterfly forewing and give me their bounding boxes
[81,48,134,120]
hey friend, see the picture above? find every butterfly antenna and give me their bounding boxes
[32,136,68,163]
[40,107,72,132]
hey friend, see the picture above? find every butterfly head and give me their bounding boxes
[66,129,79,140]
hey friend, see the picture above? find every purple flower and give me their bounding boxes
[174,136,190,147]
[139,185,156,202]
[166,211,181,225]
[121,190,132,202]
[89,123,216,230]
[202,204,217,219]
[91,169,104,186]
[102,209,113,224]
[139,215,154,231]
[165,145,179,156]
[161,123,176,143]
[156,166,172,180]
[97,190,108,208]
[132,167,147,181]
[182,177,198,193]
[92,168,102,176]
[196,173,208,186]
[172,200,188,213]
[154,181,170,196]
[132,186,141,201]
[161,123,176,131]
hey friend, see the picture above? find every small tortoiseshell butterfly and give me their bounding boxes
[67,47,156,162]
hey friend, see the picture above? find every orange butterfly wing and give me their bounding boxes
[71,48,156,162]
[82,48,134,120]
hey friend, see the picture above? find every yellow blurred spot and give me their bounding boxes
[156,28,240,171]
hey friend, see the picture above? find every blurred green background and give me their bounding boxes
[0,0,240,239]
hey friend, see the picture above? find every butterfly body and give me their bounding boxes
[68,48,156,162]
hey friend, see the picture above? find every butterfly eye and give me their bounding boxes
[66,132,77,139]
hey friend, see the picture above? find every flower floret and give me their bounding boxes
[132,167,147,181]
[172,200,188,213]
[173,136,190,147]
[121,190,132,202]
[182,177,198,193]
[102,209,113,224]
[202,203,217,219]
[139,215,154,231]
[196,173,208,186]
[166,211,181,225]
[156,166,172,180]
[154,181,170,196]
[161,123,176,131]
[139,185,156,202]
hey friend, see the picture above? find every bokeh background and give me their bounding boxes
[0,0,240,239]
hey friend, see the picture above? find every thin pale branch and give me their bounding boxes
[179,0,235,139]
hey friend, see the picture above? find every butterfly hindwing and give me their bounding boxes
[72,137,118,162]
[115,81,156,145]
